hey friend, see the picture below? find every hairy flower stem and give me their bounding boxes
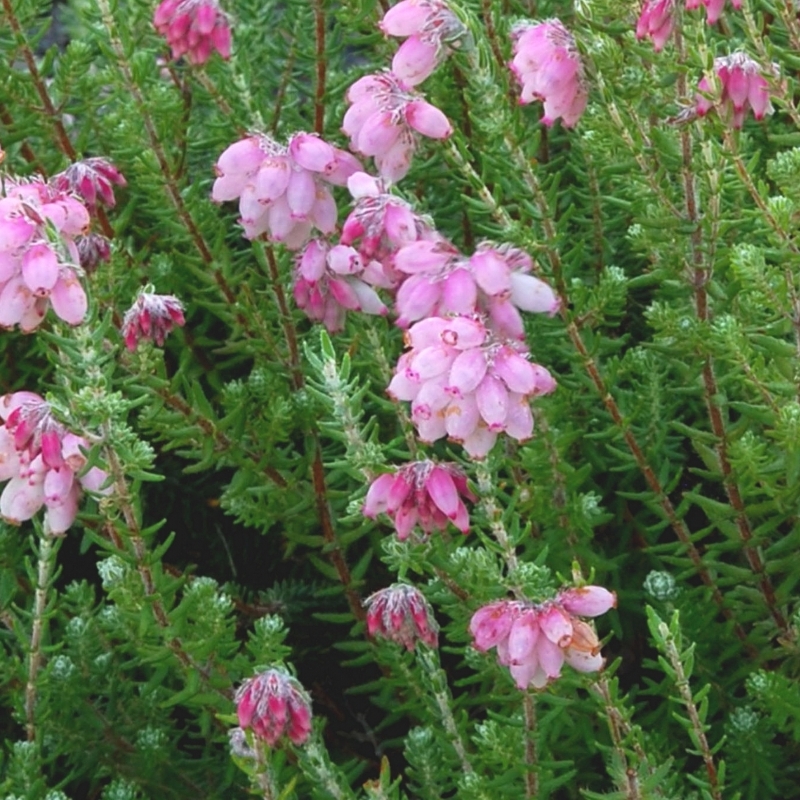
[25,531,61,742]
[661,631,723,800]
[448,132,750,649]
[677,37,789,636]
[418,649,473,774]
[263,247,365,622]
[523,693,538,799]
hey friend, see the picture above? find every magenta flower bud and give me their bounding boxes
[364,583,438,650]
[51,157,127,212]
[76,234,111,274]
[363,459,475,539]
[235,668,312,747]
[510,19,588,128]
[153,0,232,64]
[121,291,186,350]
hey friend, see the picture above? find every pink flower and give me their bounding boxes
[153,0,232,65]
[636,0,677,51]
[0,392,109,534]
[121,291,186,350]
[212,132,361,248]
[510,19,588,128]
[343,71,453,182]
[235,668,312,747]
[685,0,741,25]
[695,53,777,128]
[51,158,126,212]
[0,179,89,331]
[364,583,439,649]
[293,239,389,332]
[387,315,556,458]
[393,240,560,335]
[75,233,111,274]
[469,586,616,690]
[363,459,475,540]
[380,0,466,86]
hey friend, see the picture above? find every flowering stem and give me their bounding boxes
[25,530,61,742]
[522,693,538,799]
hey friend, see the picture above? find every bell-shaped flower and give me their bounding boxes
[51,157,127,212]
[153,0,232,64]
[636,0,677,51]
[121,290,186,350]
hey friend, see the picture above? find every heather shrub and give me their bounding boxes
[1,0,799,797]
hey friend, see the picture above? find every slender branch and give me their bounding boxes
[26,532,61,742]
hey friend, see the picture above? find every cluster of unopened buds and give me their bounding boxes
[637,0,743,50]
[121,290,186,350]
[470,586,616,689]
[153,0,231,65]
[364,583,438,649]
[363,459,475,539]
[0,178,90,331]
[51,157,126,213]
[0,393,108,534]
[235,668,313,747]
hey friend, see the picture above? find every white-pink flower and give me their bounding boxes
[510,19,588,128]
[212,132,361,249]
[392,240,560,336]
[0,179,90,332]
[0,392,109,534]
[387,315,556,458]
[695,53,777,129]
[153,0,232,65]
[469,585,616,690]
[380,0,466,86]
[363,458,475,539]
[343,71,453,183]
[293,239,388,332]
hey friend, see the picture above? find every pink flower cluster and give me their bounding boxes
[470,586,616,689]
[51,158,126,212]
[0,179,90,331]
[293,239,388,333]
[363,459,475,539]
[380,0,465,86]
[510,20,588,128]
[393,240,560,335]
[212,132,360,248]
[343,71,453,183]
[121,291,186,350]
[364,583,438,650]
[685,0,741,25]
[696,53,776,128]
[153,0,231,65]
[636,0,677,51]
[0,393,108,534]
[388,316,556,457]
[236,668,312,747]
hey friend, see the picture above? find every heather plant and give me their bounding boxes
[1,0,800,796]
